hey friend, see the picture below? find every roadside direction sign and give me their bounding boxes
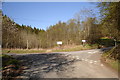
[57,41,62,45]
[82,40,86,42]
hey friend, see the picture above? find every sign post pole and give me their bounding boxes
[57,41,63,49]
[82,40,86,46]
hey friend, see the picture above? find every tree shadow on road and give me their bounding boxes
[15,53,79,79]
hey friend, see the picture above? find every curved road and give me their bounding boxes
[11,49,118,79]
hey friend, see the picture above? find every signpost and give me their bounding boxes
[82,40,86,43]
[57,41,62,45]
[82,40,86,46]
[57,41,62,49]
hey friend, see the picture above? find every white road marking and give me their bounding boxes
[65,55,68,56]
[82,59,85,61]
[90,60,93,62]
[81,58,99,65]
[85,59,88,61]
[88,52,92,53]
[93,51,96,53]
[101,64,104,66]
[76,56,80,59]
[88,51,99,54]
[90,61,93,64]
[77,57,79,59]
[94,61,97,63]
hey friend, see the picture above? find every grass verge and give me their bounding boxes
[101,46,120,72]
[52,44,98,52]
[2,49,46,54]
[2,44,98,54]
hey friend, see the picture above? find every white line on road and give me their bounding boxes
[84,59,88,61]
[90,61,93,64]
[101,64,104,66]
[94,61,97,63]
[88,52,92,53]
[82,59,84,61]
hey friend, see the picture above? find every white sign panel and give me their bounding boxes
[82,40,86,42]
[57,41,62,45]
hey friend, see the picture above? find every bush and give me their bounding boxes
[102,44,120,60]
[97,39,115,47]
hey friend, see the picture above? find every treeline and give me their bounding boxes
[2,13,101,49]
[98,2,120,41]
[98,2,120,60]
[2,15,46,49]
[2,2,120,49]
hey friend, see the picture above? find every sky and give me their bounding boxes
[2,2,99,30]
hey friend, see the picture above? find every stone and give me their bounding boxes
[4,65,16,69]
[33,71,39,74]
[21,66,29,70]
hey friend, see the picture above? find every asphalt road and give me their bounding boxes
[11,49,118,79]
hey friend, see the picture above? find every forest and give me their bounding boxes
[1,2,120,49]
[1,2,120,79]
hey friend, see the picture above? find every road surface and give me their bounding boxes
[10,49,118,79]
